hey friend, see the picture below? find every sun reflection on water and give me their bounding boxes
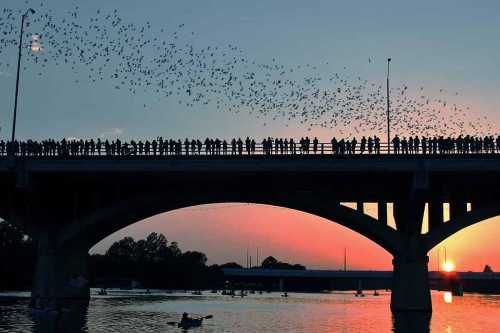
[444,291,453,304]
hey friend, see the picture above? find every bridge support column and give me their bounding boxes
[391,200,432,312]
[427,201,443,231]
[32,231,90,308]
[356,201,364,213]
[378,202,387,224]
[449,201,467,220]
[391,254,431,312]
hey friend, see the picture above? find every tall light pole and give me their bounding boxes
[11,8,35,144]
[386,58,391,153]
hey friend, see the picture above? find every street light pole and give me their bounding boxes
[386,58,391,154]
[11,8,35,144]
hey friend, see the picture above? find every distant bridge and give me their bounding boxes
[223,268,500,294]
[2,153,500,312]
[223,268,500,281]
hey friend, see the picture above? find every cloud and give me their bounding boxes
[99,128,124,139]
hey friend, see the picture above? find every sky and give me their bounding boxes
[1,0,500,271]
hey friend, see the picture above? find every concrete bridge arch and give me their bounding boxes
[59,192,399,255]
[424,201,500,253]
[28,190,402,310]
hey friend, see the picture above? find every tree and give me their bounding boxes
[144,232,168,262]
[261,256,279,268]
[483,265,493,273]
[106,236,136,262]
[220,262,243,269]
[181,251,208,267]
[261,256,306,270]
[0,220,35,289]
[169,241,182,258]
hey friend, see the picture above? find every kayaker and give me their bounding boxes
[169,313,212,329]
[179,312,193,327]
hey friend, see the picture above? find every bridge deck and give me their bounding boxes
[2,154,500,173]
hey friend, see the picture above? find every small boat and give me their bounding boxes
[281,292,288,297]
[98,288,107,296]
[168,315,213,329]
[355,280,364,297]
[178,318,203,329]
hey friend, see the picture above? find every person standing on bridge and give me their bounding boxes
[313,137,319,154]
[392,135,400,154]
[245,137,251,155]
[414,136,420,154]
[290,138,296,155]
[346,140,352,155]
[401,137,408,154]
[215,138,221,155]
[374,136,381,154]
[360,136,366,154]
[351,137,357,154]
[222,140,228,155]
[184,139,190,155]
[237,138,243,155]
[331,137,338,155]
[0,140,5,156]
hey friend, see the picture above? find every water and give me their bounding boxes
[0,290,499,332]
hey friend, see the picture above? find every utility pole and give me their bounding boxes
[386,58,391,153]
[437,250,440,272]
[344,248,347,272]
[256,247,259,267]
[11,8,35,144]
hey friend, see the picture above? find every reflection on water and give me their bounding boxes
[0,290,499,333]
[444,292,453,304]
[393,312,431,333]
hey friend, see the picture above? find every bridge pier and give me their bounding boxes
[391,254,431,312]
[390,200,432,312]
[31,231,90,307]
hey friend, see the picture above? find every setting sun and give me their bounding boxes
[443,261,456,272]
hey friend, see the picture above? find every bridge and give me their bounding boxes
[223,268,500,294]
[1,152,500,313]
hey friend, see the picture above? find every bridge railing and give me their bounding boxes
[0,141,498,158]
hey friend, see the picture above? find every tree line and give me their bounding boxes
[0,220,306,290]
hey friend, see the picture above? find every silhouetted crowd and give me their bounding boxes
[390,135,500,154]
[0,135,499,157]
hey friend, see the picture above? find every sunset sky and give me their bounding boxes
[1,0,500,271]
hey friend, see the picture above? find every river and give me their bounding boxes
[0,290,499,332]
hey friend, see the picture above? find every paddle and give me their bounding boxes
[167,315,213,326]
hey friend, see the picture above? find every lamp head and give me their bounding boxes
[388,58,391,62]
[29,9,36,14]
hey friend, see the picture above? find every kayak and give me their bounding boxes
[178,318,203,329]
